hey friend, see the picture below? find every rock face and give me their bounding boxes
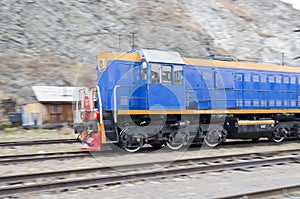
[1,0,300,104]
[184,0,300,64]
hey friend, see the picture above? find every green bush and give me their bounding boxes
[4,127,13,133]
[0,122,12,129]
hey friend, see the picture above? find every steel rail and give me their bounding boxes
[0,149,299,196]
[216,184,300,199]
[0,139,77,147]
[1,148,299,182]
[0,151,89,164]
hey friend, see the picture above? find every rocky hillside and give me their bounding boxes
[1,0,300,117]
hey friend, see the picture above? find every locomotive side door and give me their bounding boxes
[148,63,185,110]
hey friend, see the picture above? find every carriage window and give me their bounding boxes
[283,76,289,84]
[141,62,147,80]
[268,75,275,83]
[275,75,282,83]
[245,74,251,82]
[174,65,183,84]
[151,63,161,83]
[162,65,172,84]
[291,76,296,84]
[252,74,259,82]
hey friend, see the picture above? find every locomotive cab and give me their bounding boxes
[142,50,186,111]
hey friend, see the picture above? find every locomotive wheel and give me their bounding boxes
[204,129,221,147]
[120,138,141,153]
[124,145,141,153]
[271,126,286,143]
[166,141,183,150]
[166,134,183,150]
[119,127,141,153]
[271,134,284,143]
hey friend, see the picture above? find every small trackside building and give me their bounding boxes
[22,86,76,126]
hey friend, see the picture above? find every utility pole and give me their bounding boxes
[293,29,300,63]
[131,33,137,50]
[118,34,121,52]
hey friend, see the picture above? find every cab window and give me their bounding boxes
[162,65,172,84]
[174,65,183,84]
[151,63,161,84]
[150,64,183,84]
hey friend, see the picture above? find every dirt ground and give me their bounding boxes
[0,126,75,142]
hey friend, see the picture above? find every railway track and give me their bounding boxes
[0,137,297,150]
[0,139,298,164]
[0,151,90,164]
[0,139,77,147]
[0,148,299,196]
[217,184,300,199]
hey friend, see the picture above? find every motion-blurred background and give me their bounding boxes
[1,0,300,120]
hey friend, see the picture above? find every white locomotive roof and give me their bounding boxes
[141,49,184,64]
[32,86,77,102]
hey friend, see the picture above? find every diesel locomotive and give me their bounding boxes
[74,49,300,152]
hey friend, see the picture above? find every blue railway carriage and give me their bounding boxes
[74,49,300,152]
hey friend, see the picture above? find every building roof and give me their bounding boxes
[32,86,77,102]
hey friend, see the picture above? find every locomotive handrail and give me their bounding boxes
[113,85,148,88]
[113,85,121,123]
[186,88,296,93]
[74,87,87,124]
[96,86,103,124]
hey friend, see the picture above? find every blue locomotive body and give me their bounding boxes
[186,65,298,110]
[98,50,299,111]
[75,49,300,151]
